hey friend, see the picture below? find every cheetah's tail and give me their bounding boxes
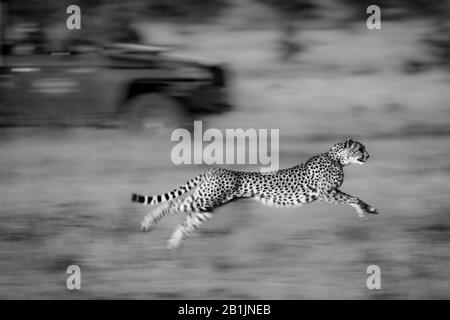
[131,173,203,206]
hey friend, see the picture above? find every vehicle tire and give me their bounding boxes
[122,93,189,131]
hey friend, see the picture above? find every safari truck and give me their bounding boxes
[0,28,231,127]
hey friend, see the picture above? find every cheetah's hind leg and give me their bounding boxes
[140,199,179,232]
[167,211,212,250]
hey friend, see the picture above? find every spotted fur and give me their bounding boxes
[132,138,378,249]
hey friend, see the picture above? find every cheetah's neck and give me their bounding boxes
[326,150,344,166]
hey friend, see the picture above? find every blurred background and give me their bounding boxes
[0,0,449,299]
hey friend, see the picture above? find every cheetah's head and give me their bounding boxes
[331,138,370,166]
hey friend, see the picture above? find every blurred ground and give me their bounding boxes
[1,19,449,299]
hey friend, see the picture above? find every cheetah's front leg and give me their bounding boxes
[319,188,378,219]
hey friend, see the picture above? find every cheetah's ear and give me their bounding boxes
[345,138,354,147]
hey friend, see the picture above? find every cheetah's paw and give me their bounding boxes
[140,217,154,232]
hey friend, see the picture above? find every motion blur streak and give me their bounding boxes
[0,0,449,299]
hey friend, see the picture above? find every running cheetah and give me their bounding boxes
[132,138,378,249]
